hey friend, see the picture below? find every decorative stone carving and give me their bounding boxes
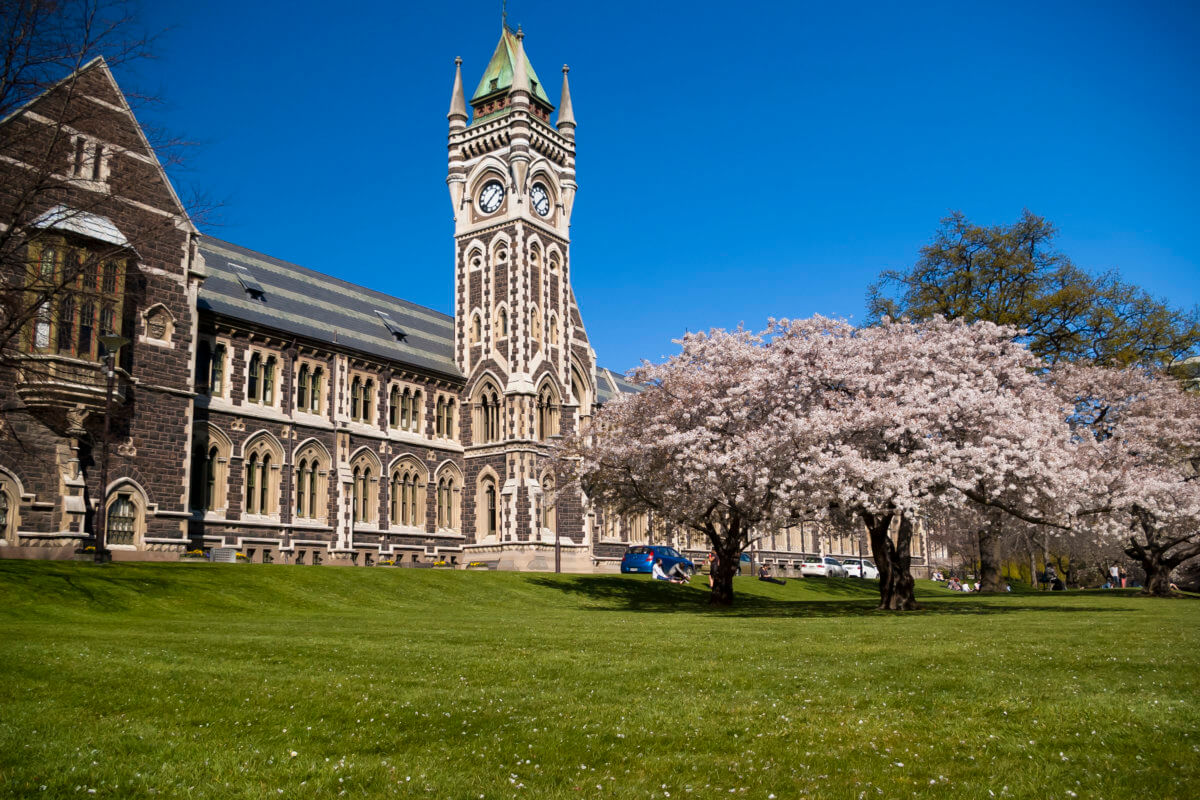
[230,417,245,432]
[117,437,137,457]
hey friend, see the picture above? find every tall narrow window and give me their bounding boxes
[401,389,411,430]
[436,397,446,437]
[259,454,271,514]
[498,308,508,338]
[360,467,371,522]
[248,354,261,402]
[92,144,104,181]
[351,466,360,523]
[390,471,403,524]
[351,377,362,420]
[262,357,276,405]
[298,365,310,412]
[77,301,94,357]
[411,391,421,432]
[296,459,308,516]
[56,295,75,353]
[246,453,260,513]
[485,482,497,536]
[211,345,226,396]
[204,446,217,510]
[310,367,322,413]
[308,466,318,517]
[389,385,400,427]
[541,474,556,532]
[407,474,419,526]
[446,400,455,440]
[363,380,374,424]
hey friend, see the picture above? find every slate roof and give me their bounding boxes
[198,237,461,379]
[596,368,642,404]
[198,236,642,397]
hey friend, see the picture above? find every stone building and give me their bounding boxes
[0,29,935,574]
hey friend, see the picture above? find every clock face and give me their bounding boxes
[478,180,505,214]
[530,184,551,217]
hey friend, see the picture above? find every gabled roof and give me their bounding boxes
[198,237,460,379]
[596,367,642,404]
[471,27,553,107]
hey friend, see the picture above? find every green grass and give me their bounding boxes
[0,562,1197,799]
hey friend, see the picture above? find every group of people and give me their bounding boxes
[651,551,789,588]
[1104,564,1128,589]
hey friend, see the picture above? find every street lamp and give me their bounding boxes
[93,333,129,564]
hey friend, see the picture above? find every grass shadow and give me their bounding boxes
[528,574,1136,618]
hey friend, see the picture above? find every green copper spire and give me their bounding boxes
[470,26,553,107]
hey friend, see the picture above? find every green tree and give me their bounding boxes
[867,210,1199,370]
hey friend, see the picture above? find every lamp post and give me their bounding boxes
[93,334,129,564]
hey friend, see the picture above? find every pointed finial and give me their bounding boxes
[447,56,467,128]
[557,63,576,136]
[510,24,529,99]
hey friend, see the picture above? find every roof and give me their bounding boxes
[471,27,553,107]
[33,205,129,247]
[596,367,642,404]
[198,237,461,379]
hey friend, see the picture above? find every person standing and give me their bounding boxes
[1109,564,1120,589]
[1119,566,1127,589]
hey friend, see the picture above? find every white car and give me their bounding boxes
[800,556,848,578]
[841,558,879,579]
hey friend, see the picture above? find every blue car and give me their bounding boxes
[620,545,696,578]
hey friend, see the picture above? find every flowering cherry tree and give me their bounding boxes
[565,327,799,606]
[1052,365,1200,595]
[770,316,1080,608]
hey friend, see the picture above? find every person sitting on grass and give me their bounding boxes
[652,558,688,584]
[758,563,786,586]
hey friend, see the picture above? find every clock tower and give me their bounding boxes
[447,26,598,569]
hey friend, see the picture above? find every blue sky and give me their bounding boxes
[128,0,1199,371]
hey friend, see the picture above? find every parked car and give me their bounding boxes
[620,545,696,578]
[800,556,848,578]
[842,558,879,579]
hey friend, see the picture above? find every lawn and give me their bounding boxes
[0,562,1196,800]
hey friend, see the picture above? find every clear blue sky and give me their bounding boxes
[127,0,1199,372]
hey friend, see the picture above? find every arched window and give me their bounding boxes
[243,434,282,516]
[389,460,426,528]
[435,464,461,533]
[548,254,560,274]
[349,451,380,524]
[549,316,559,346]
[484,478,497,537]
[496,307,509,339]
[531,307,542,344]
[248,353,261,402]
[541,473,556,533]
[106,492,139,547]
[293,443,329,521]
[470,313,482,344]
[537,382,559,440]
[0,475,18,545]
[410,390,421,433]
[190,427,231,514]
[473,381,502,443]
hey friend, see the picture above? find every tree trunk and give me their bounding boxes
[862,510,918,610]
[707,522,743,607]
[1123,508,1197,598]
[977,510,1005,592]
[1141,555,1175,597]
